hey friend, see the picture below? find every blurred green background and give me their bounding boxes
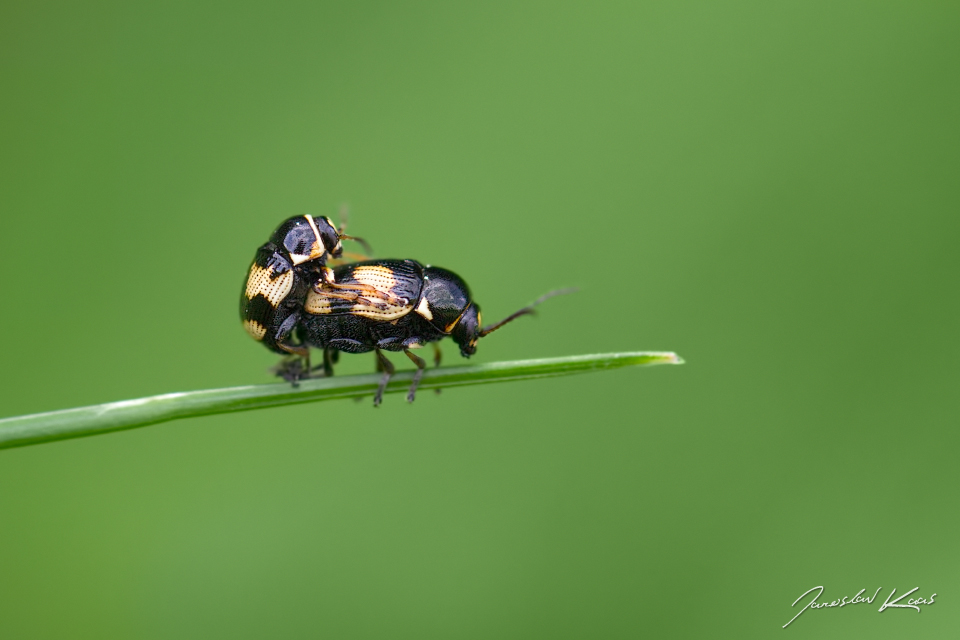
[1,1,958,637]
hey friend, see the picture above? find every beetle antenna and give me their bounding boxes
[335,204,374,256]
[339,251,371,262]
[478,287,577,337]
[339,234,373,256]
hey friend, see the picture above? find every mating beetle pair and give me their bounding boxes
[241,215,568,405]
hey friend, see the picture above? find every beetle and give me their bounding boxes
[240,214,368,360]
[283,258,572,405]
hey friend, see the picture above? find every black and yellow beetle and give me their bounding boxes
[284,258,571,405]
[240,214,368,358]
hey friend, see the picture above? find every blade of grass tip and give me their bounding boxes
[0,351,683,450]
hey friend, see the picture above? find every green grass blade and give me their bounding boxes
[0,351,683,450]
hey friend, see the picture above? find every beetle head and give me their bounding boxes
[451,303,481,357]
[312,216,344,258]
[270,215,343,265]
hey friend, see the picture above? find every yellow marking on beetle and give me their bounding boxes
[350,298,411,320]
[443,307,470,333]
[415,297,433,321]
[243,319,267,341]
[304,214,321,241]
[289,243,323,266]
[304,289,334,314]
[245,264,294,307]
[351,265,397,291]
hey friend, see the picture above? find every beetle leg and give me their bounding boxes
[272,312,311,381]
[403,349,427,403]
[309,346,336,377]
[272,355,308,386]
[274,340,310,386]
[318,281,406,306]
[363,351,383,404]
[317,289,361,302]
[430,344,443,395]
[273,313,305,354]
[277,340,309,358]
[373,349,394,407]
[314,288,392,311]
[322,346,336,377]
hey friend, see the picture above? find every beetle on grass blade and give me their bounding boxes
[240,214,370,359]
[277,258,574,405]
